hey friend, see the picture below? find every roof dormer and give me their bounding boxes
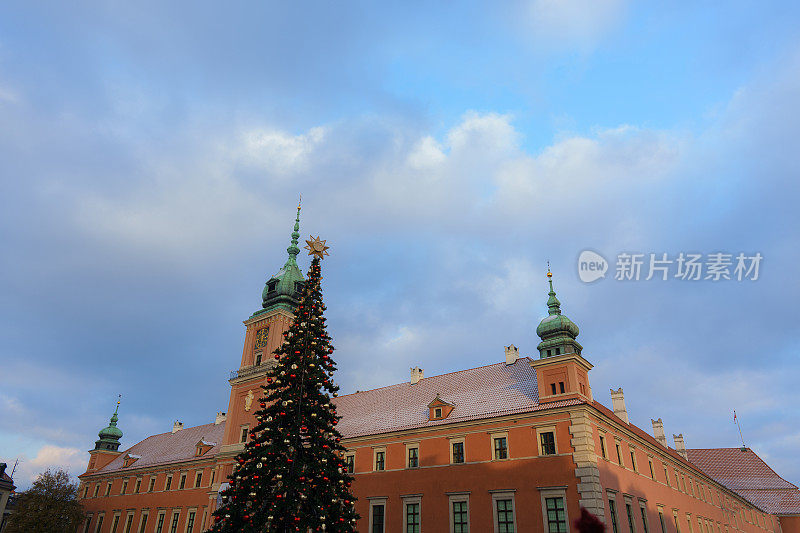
[195,438,216,457]
[122,453,141,468]
[428,394,454,421]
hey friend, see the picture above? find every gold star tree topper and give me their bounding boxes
[305,236,330,259]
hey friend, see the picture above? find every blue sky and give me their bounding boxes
[1,1,799,490]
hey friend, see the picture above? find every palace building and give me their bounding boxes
[78,208,800,533]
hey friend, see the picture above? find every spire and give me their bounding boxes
[95,396,123,451]
[285,197,301,268]
[546,267,562,316]
[257,197,306,315]
[536,266,582,358]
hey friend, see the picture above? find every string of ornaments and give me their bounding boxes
[211,237,358,532]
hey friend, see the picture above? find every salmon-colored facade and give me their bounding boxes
[77,218,800,533]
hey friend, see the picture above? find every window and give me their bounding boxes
[545,497,567,533]
[186,510,196,533]
[616,443,622,465]
[496,499,515,533]
[609,499,619,533]
[84,515,93,533]
[452,440,465,464]
[179,473,187,490]
[121,479,128,494]
[555,347,561,355]
[658,511,666,533]
[540,431,556,455]
[240,426,248,443]
[407,446,419,468]
[550,383,557,395]
[195,472,203,488]
[626,503,636,532]
[123,513,134,533]
[169,511,180,533]
[111,514,121,533]
[640,505,649,533]
[134,478,141,493]
[165,474,173,491]
[156,512,166,533]
[211,469,215,485]
[673,511,680,533]
[93,484,100,497]
[255,353,262,366]
[451,498,469,533]
[493,436,508,460]
[664,467,669,486]
[649,460,655,479]
[599,435,607,458]
[138,512,148,533]
[345,454,355,473]
[434,407,442,418]
[405,501,420,533]
[559,381,565,394]
[148,477,155,492]
[675,472,680,490]
[630,450,637,471]
[374,449,385,471]
[105,482,112,496]
[371,503,385,533]
[95,514,105,533]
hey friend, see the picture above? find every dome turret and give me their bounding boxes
[254,201,306,317]
[536,270,583,358]
[94,399,123,451]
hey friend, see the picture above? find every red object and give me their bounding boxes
[574,507,606,533]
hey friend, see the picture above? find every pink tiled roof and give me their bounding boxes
[95,422,225,474]
[334,358,581,439]
[687,448,800,515]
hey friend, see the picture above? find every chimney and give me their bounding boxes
[610,388,629,424]
[215,412,227,425]
[651,418,667,447]
[505,345,519,365]
[410,367,424,385]
[172,421,184,433]
[673,434,687,460]
[0,463,6,478]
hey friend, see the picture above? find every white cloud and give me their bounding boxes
[240,126,327,174]
[524,0,629,49]
[16,445,86,487]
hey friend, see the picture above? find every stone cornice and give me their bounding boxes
[528,353,594,372]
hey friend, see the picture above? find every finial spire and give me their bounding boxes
[546,266,562,316]
[285,196,302,267]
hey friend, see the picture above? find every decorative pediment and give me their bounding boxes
[428,394,454,420]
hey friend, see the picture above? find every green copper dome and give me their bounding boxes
[95,401,123,451]
[536,272,583,358]
[253,204,306,317]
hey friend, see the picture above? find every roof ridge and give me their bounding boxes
[337,358,533,399]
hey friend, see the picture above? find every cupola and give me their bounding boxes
[94,401,123,452]
[536,270,583,358]
[255,202,306,316]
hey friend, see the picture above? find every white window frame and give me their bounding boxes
[194,471,203,488]
[239,425,249,443]
[185,508,197,533]
[450,436,466,464]
[539,487,569,532]
[138,511,149,533]
[110,513,121,533]
[84,514,93,533]
[169,510,181,533]
[179,472,187,490]
[491,490,517,533]
[155,510,167,533]
[94,512,105,533]
[448,492,470,533]
[402,495,422,533]
[344,452,356,473]
[373,447,386,471]
[629,446,637,472]
[165,473,173,491]
[406,442,420,469]
[536,426,558,456]
[123,512,134,533]
[490,432,509,461]
[638,499,649,533]
[106,481,112,496]
[368,497,387,533]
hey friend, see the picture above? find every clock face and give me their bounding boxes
[254,327,269,350]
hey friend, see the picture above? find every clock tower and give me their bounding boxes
[219,203,305,457]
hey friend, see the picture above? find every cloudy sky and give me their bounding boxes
[1,1,799,489]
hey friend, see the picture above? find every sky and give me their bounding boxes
[1,1,799,490]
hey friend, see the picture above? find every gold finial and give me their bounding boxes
[304,236,330,259]
[297,193,302,211]
[547,261,552,278]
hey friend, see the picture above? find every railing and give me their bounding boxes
[229,363,274,381]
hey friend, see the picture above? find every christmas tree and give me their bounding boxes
[212,236,358,532]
